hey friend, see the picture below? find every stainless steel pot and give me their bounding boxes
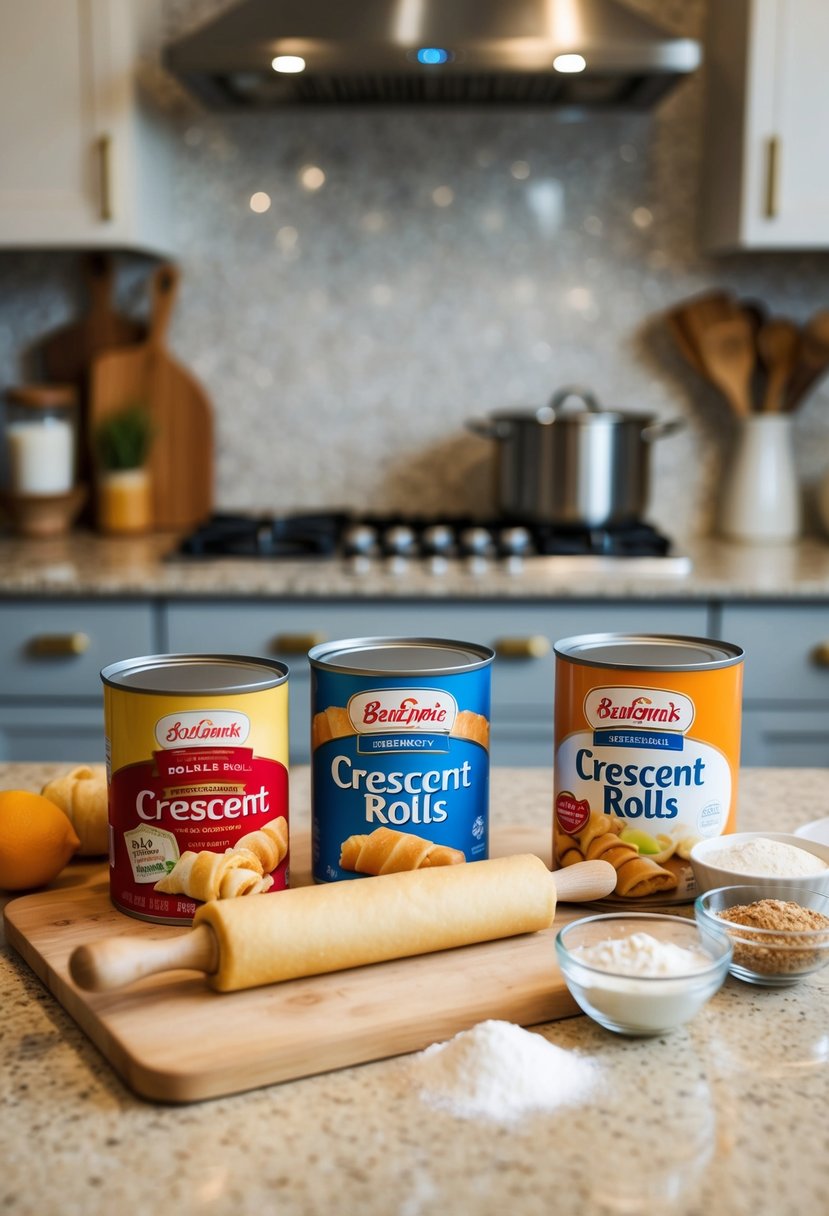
[467,386,683,527]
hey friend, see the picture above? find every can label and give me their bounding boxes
[311,668,491,882]
[554,642,743,906]
[105,678,289,924]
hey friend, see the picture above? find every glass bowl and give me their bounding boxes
[695,885,829,987]
[555,913,732,1036]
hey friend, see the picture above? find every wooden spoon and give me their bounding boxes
[676,289,738,353]
[757,319,800,413]
[784,310,829,412]
[695,315,756,417]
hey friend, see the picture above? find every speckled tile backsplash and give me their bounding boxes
[2,0,829,537]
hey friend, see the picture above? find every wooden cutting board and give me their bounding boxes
[40,253,146,384]
[38,253,146,505]
[88,263,214,531]
[4,826,582,1105]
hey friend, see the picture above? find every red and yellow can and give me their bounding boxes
[553,633,744,906]
[102,654,289,924]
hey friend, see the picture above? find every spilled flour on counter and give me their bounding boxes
[410,1020,597,1124]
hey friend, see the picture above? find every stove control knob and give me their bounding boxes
[384,525,418,556]
[343,524,379,556]
[421,524,455,556]
[499,526,534,557]
[459,526,495,557]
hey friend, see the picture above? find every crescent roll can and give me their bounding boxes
[102,654,289,924]
[553,633,744,906]
[309,636,494,883]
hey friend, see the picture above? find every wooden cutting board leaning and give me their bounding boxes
[4,826,600,1104]
[40,253,146,385]
[37,253,146,503]
[88,263,214,530]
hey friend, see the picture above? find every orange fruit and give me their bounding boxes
[0,789,80,891]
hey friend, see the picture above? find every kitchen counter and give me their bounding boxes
[1,764,827,1216]
[2,531,829,600]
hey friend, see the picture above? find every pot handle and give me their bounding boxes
[546,385,602,417]
[642,418,685,442]
[465,417,513,440]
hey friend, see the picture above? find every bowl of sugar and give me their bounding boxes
[690,833,829,898]
[555,913,732,1036]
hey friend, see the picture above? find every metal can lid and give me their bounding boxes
[101,653,289,695]
[309,636,494,676]
[554,633,744,672]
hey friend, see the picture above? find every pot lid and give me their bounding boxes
[488,385,656,426]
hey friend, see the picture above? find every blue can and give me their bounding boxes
[309,637,494,883]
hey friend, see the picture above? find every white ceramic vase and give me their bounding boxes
[719,415,801,544]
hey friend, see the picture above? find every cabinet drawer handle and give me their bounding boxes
[97,134,113,222]
[811,641,829,668]
[495,635,551,660]
[765,135,780,220]
[27,632,91,658]
[270,632,327,655]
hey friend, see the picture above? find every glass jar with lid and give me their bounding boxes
[4,384,78,496]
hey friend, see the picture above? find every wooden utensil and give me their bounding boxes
[695,315,756,417]
[666,290,738,372]
[69,859,616,994]
[665,310,708,377]
[757,319,801,413]
[675,289,738,352]
[89,264,214,530]
[784,310,829,412]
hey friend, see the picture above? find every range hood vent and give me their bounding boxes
[165,0,701,111]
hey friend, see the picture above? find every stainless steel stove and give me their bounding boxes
[176,513,692,576]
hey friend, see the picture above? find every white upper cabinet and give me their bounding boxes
[701,0,829,251]
[0,0,173,255]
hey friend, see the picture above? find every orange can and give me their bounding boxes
[553,634,744,906]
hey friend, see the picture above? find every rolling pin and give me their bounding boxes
[69,855,615,994]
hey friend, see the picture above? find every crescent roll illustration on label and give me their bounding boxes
[340,826,466,875]
[554,810,678,898]
[154,849,274,902]
[154,815,288,902]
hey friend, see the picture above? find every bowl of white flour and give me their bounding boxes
[555,913,732,1036]
[690,832,829,898]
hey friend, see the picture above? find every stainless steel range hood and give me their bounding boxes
[164,0,701,110]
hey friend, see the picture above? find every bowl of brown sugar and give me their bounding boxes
[695,886,829,987]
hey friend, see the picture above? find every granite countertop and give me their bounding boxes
[1,763,827,1216]
[2,531,829,600]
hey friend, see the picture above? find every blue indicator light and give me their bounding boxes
[417,47,449,66]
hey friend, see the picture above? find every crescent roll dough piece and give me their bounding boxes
[585,832,636,862]
[194,853,556,992]
[560,848,584,867]
[311,706,353,750]
[578,812,620,853]
[339,826,466,874]
[232,815,288,872]
[154,850,270,902]
[220,869,274,899]
[615,855,679,898]
[42,765,108,856]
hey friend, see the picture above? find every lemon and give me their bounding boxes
[0,789,81,891]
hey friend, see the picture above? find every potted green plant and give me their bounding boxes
[94,405,154,534]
